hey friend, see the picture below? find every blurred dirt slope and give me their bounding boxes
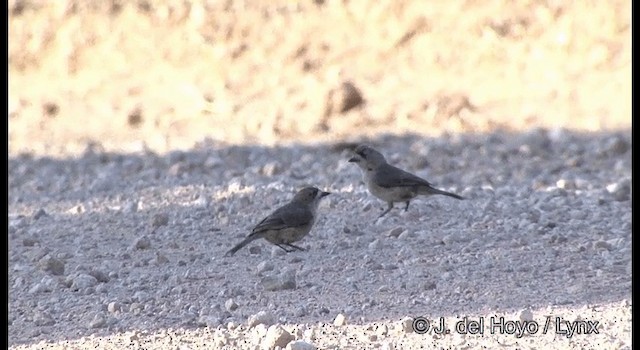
[8,0,631,156]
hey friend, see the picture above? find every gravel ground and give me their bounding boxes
[8,129,631,349]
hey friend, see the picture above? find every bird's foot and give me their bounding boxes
[286,243,306,251]
[276,244,293,253]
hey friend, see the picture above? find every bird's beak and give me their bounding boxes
[320,191,331,197]
[348,157,359,163]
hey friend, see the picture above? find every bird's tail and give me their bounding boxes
[421,186,465,200]
[225,235,258,256]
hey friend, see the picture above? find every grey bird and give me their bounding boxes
[224,187,331,256]
[348,145,464,218]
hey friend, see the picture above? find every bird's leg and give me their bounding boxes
[404,201,410,211]
[286,243,306,251]
[276,244,292,252]
[379,202,394,218]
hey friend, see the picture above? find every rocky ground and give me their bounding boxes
[8,0,631,349]
[9,131,632,349]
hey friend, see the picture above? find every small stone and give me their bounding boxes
[294,306,307,317]
[398,230,412,240]
[441,234,456,245]
[193,196,209,208]
[34,311,55,326]
[400,317,414,333]
[604,135,629,156]
[108,302,121,313]
[249,246,263,255]
[204,155,222,168]
[132,290,149,302]
[72,274,98,290]
[253,323,269,339]
[383,263,398,270]
[197,315,221,328]
[333,313,347,326]
[151,213,170,229]
[38,257,65,276]
[248,310,276,328]
[225,298,239,312]
[168,163,182,176]
[29,283,48,294]
[23,237,39,247]
[387,227,404,238]
[286,340,317,350]
[593,240,614,251]
[270,246,287,257]
[132,236,151,250]
[556,179,575,190]
[519,309,534,322]
[33,208,48,220]
[88,313,107,328]
[606,179,630,201]
[130,303,143,314]
[325,81,364,115]
[68,204,85,214]
[290,256,304,263]
[422,281,437,290]
[9,215,28,231]
[123,201,138,213]
[153,252,169,264]
[261,269,296,291]
[261,161,282,176]
[368,239,382,250]
[129,332,140,342]
[28,276,57,294]
[257,261,275,274]
[263,324,294,350]
[88,269,110,283]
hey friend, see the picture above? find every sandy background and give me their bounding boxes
[9,0,631,349]
[9,0,631,156]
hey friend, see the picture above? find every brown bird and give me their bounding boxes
[349,145,464,217]
[225,187,331,256]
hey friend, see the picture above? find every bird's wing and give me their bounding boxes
[374,164,433,188]
[252,204,313,234]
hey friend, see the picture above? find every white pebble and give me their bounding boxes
[263,324,294,349]
[108,302,121,313]
[72,274,98,291]
[333,313,347,326]
[248,310,276,328]
[225,298,239,312]
[368,239,382,250]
